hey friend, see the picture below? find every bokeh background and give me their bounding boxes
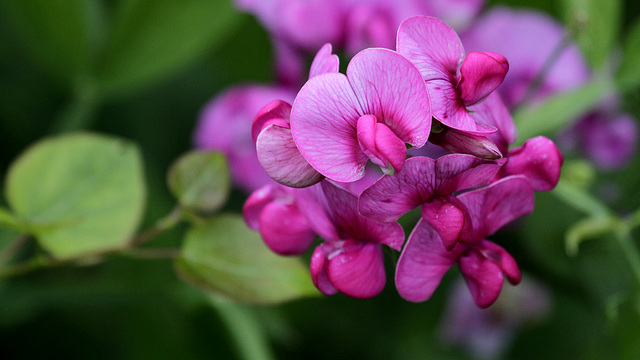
[1,0,640,359]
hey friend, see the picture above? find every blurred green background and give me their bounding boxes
[1,0,640,359]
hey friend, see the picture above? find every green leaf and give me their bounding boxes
[94,0,240,97]
[176,215,319,305]
[0,0,103,81]
[5,133,146,260]
[0,208,20,231]
[513,79,611,144]
[562,0,621,69]
[168,151,230,214]
[616,16,640,91]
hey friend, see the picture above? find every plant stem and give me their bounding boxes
[129,206,183,247]
[615,229,640,287]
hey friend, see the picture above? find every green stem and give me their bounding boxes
[552,180,611,218]
[129,206,183,247]
[209,296,275,360]
[615,229,640,287]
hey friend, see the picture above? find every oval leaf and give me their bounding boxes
[176,215,318,305]
[94,0,240,97]
[167,151,230,213]
[5,133,146,259]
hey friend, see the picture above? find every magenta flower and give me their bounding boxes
[243,183,316,256]
[253,44,338,187]
[193,85,295,192]
[290,48,431,182]
[460,7,590,108]
[397,16,508,135]
[395,176,535,308]
[359,154,501,249]
[303,181,405,298]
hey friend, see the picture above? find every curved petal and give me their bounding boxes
[347,48,431,147]
[458,176,535,238]
[310,244,338,295]
[256,124,324,188]
[503,136,563,191]
[469,92,517,153]
[258,201,316,255]
[479,240,521,285]
[434,154,502,193]
[429,127,502,159]
[397,16,465,81]
[243,184,279,231]
[321,181,405,250]
[252,100,292,143]
[309,43,340,78]
[356,115,407,174]
[458,248,504,308]
[395,219,461,302]
[428,80,496,134]
[421,198,466,250]
[458,51,509,106]
[291,73,368,182]
[327,241,387,299]
[359,157,437,223]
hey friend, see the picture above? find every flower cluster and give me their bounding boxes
[245,16,563,307]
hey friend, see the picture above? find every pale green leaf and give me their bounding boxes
[168,151,230,214]
[94,0,240,97]
[5,133,146,260]
[176,215,319,305]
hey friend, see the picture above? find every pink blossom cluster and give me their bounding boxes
[244,16,563,307]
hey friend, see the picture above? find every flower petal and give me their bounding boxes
[309,43,340,78]
[397,16,465,81]
[478,240,521,285]
[356,115,407,174]
[321,181,405,250]
[326,241,387,299]
[252,100,292,143]
[458,51,509,106]
[421,198,466,250]
[396,219,461,302]
[243,184,280,231]
[503,136,563,191]
[458,248,504,308]
[310,244,339,295]
[458,176,535,238]
[359,157,436,223]
[256,124,324,188]
[258,201,316,255]
[434,154,503,193]
[290,73,368,182]
[429,127,503,159]
[347,48,431,147]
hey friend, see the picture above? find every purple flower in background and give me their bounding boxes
[301,181,405,298]
[395,176,535,308]
[461,7,590,108]
[440,277,551,359]
[193,85,295,192]
[562,105,638,170]
[397,16,509,136]
[289,48,431,182]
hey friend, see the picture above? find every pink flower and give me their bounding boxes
[395,176,535,308]
[193,85,295,192]
[304,181,405,298]
[397,16,509,135]
[359,154,501,249]
[290,48,431,182]
[252,44,338,187]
